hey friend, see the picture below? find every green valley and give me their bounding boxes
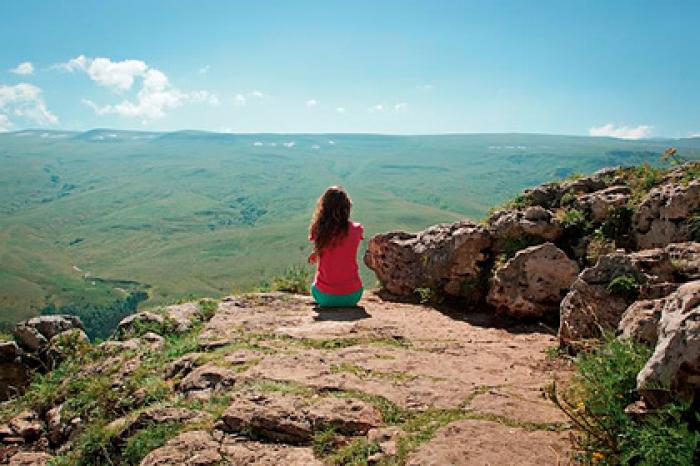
[2,130,699,328]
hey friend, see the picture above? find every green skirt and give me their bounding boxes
[311,284,363,308]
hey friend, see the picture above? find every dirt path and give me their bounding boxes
[177,292,574,465]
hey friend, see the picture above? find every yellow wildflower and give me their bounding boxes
[592,452,604,462]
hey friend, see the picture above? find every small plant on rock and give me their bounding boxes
[561,208,591,237]
[606,274,640,300]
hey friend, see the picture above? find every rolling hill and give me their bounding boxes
[2,130,699,327]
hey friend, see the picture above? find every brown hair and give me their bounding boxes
[309,186,352,254]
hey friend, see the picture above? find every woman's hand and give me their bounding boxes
[308,252,317,264]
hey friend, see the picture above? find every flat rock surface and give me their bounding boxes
[197,292,572,462]
[406,419,572,465]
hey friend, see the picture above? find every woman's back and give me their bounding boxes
[313,221,363,295]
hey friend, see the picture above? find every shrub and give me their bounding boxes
[600,206,634,243]
[548,337,699,465]
[560,189,578,207]
[607,274,640,300]
[561,208,591,236]
[626,163,663,203]
[270,265,312,294]
[585,233,616,265]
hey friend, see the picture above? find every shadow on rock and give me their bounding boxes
[312,306,371,322]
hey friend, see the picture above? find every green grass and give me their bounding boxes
[121,422,181,465]
[549,337,699,465]
[3,131,697,325]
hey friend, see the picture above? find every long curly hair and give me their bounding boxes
[309,186,352,254]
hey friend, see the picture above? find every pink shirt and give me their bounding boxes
[312,221,364,295]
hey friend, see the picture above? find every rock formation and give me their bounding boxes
[636,281,700,407]
[364,220,492,300]
[487,243,578,319]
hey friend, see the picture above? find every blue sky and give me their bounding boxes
[1,0,699,137]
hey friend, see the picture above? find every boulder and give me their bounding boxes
[12,325,47,352]
[575,185,631,222]
[112,407,208,444]
[140,332,165,349]
[140,430,222,466]
[637,281,700,407]
[559,243,700,344]
[13,315,84,352]
[0,341,28,401]
[633,179,700,249]
[164,303,201,333]
[8,452,53,466]
[8,411,43,441]
[488,206,562,248]
[164,353,203,379]
[364,220,492,300]
[618,299,664,346]
[368,426,404,460]
[46,405,65,446]
[117,311,164,338]
[178,363,236,397]
[520,167,622,210]
[487,243,579,319]
[217,392,382,443]
[559,252,645,344]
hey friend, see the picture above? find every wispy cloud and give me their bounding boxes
[336,107,345,114]
[306,99,318,108]
[394,102,407,111]
[0,83,58,131]
[689,132,700,138]
[198,65,210,75]
[234,90,267,107]
[416,84,433,90]
[589,123,652,140]
[60,55,218,121]
[10,62,34,76]
[368,104,384,113]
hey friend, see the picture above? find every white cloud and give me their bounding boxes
[0,83,58,129]
[10,62,34,76]
[394,102,407,111]
[198,65,210,75]
[63,55,218,121]
[306,99,318,108]
[368,104,384,113]
[60,55,147,92]
[689,132,700,138]
[283,141,295,148]
[0,114,12,131]
[253,141,263,146]
[336,107,345,113]
[250,90,266,98]
[328,140,335,145]
[589,123,652,140]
